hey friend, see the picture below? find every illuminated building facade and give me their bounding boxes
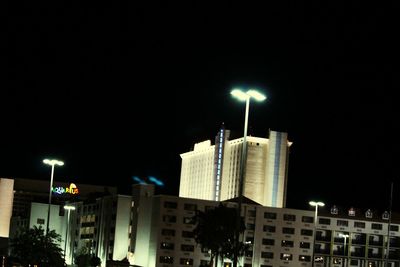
[5,181,400,267]
[313,207,400,267]
[179,126,292,207]
[0,178,14,239]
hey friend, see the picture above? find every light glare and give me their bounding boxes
[247,89,267,101]
[230,89,248,101]
[309,201,325,207]
[43,159,64,166]
[64,205,76,210]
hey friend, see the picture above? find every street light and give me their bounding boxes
[64,205,76,264]
[309,201,325,267]
[43,159,64,235]
[231,88,266,267]
[339,233,349,267]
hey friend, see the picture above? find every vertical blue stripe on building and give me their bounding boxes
[272,132,281,207]
[215,128,224,201]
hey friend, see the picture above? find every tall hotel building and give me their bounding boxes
[179,126,292,207]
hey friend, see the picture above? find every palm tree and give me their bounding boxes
[192,203,246,267]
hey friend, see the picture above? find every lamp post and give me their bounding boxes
[43,159,64,235]
[64,205,76,265]
[339,233,349,267]
[231,89,266,267]
[309,201,325,267]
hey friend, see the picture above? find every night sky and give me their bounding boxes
[4,1,400,212]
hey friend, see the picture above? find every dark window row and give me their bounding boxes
[264,212,313,223]
[263,225,312,236]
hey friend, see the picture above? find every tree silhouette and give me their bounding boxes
[75,248,101,267]
[192,203,247,267]
[10,225,64,267]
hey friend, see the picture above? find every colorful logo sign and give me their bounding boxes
[52,183,79,195]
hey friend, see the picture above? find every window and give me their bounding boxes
[282,227,295,234]
[261,252,274,259]
[300,242,310,249]
[365,209,373,218]
[161,229,175,236]
[184,203,197,211]
[350,259,359,266]
[247,223,255,230]
[183,217,195,224]
[390,225,399,232]
[248,210,256,217]
[281,240,294,247]
[245,236,254,245]
[182,231,194,238]
[301,229,313,236]
[382,211,390,220]
[245,249,253,257]
[264,212,277,219]
[201,247,209,253]
[283,214,296,221]
[354,221,365,228]
[337,220,349,227]
[348,208,356,216]
[319,218,331,225]
[159,256,173,264]
[371,223,383,230]
[302,216,314,223]
[37,218,45,225]
[299,255,311,262]
[160,242,174,250]
[163,215,176,223]
[181,244,194,252]
[200,260,210,267]
[180,258,193,265]
[333,258,342,264]
[280,253,293,261]
[263,225,276,233]
[262,238,275,246]
[164,201,177,209]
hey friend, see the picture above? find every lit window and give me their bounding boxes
[159,256,173,264]
[179,258,193,265]
[299,255,311,262]
[365,209,373,218]
[280,253,293,261]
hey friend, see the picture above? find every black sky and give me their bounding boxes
[4,1,400,212]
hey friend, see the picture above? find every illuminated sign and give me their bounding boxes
[52,183,79,195]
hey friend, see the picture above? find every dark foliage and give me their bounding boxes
[10,226,64,267]
[192,203,247,266]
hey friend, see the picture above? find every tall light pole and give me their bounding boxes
[339,233,349,267]
[43,158,64,235]
[231,89,266,267]
[64,205,76,265]
[309,201,325,267]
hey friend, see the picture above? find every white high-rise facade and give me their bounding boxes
[0,178,14,238]
[179,126,292,208]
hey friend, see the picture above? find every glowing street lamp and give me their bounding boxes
[231,88,267,267]
[309,201,325,267]
[64,205,76,264]
[43,159,64,235]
